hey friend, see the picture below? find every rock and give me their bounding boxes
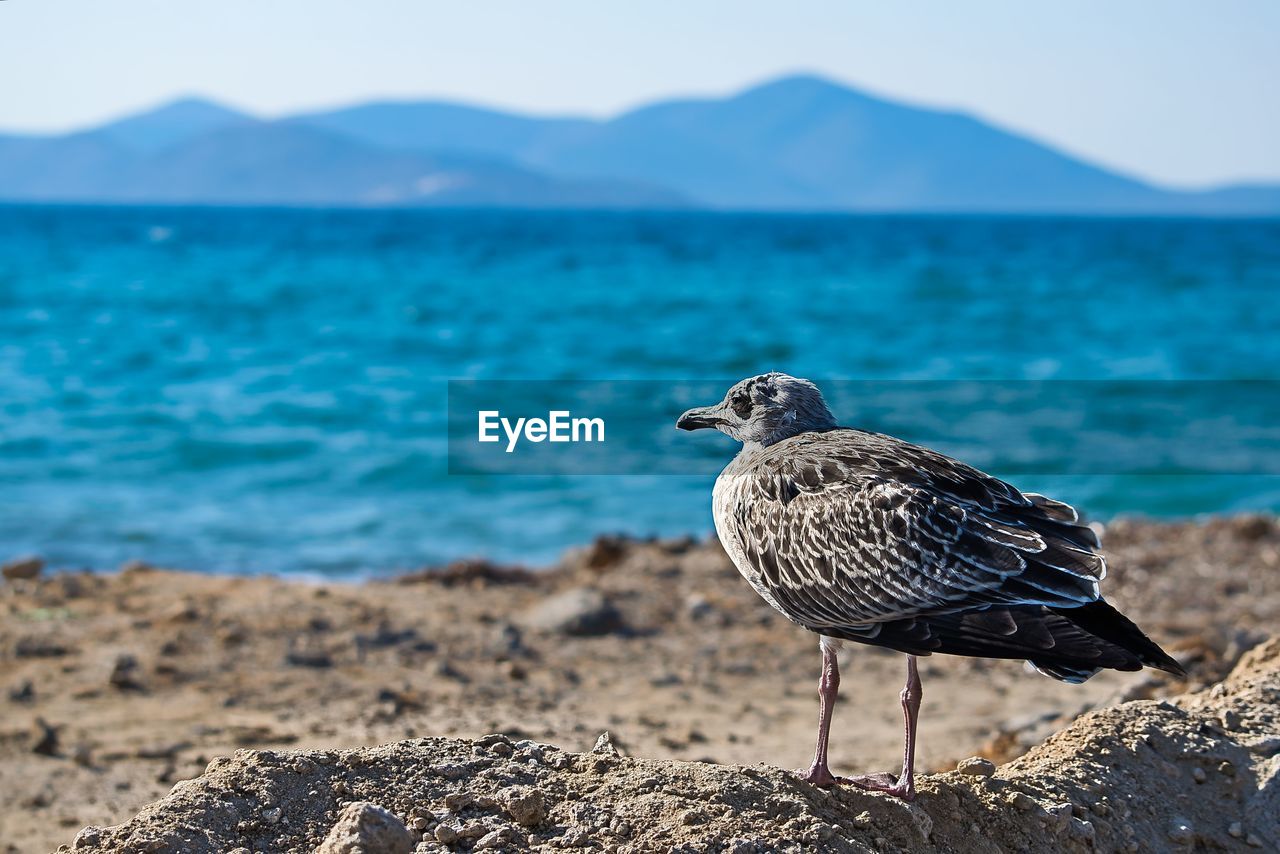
[433,823,460,845]
[591,731,620,756]
[13,636,69,658]
[285,647,334,668]
[955,756,996,778]
[583,535,628,570]
[473,827,517,850]
[8,679,35,703]
[71,826,101,849]
[1070,818,1095,843]
[442,792,473,811]
[489,621,527,658]
[109,654,143,691]
[1008,791,1039,812]
[31,717,61,756]
[503,787,547,827]
[1166,816,1194,845]
[1230,514,1274,540]
[684,594,715,620]
[315,802,415,854]
[163,600,200,623]
[2,555,44,581]
[397,558,535,588]
[521,588,623,636]
[355,621,420,656]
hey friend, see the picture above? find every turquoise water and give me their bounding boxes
[1,206,1278,574]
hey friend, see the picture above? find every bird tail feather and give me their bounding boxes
[1048,599,1186,678]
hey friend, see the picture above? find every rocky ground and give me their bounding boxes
[1,516,1279,853]
[57,639,1280,853]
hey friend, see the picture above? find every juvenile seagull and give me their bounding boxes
[677,373,1183,800]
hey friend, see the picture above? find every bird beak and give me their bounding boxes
[677,405,725,431]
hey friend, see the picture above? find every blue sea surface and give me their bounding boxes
[1,206,1278,575]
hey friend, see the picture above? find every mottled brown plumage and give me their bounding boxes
[678,372,1183,798]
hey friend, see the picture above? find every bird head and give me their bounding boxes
[677,373,837,447]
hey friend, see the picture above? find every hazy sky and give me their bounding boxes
[2,1,1276,188]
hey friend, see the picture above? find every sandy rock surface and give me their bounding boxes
[314,801,416,854]
[2,517,1279,852]
[64,640,1280,853]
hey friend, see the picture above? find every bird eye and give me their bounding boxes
[731,394,753,418]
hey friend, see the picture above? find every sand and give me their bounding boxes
[59,641,1280,852]
[1,516,1278,853]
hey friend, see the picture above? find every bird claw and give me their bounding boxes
[792,764,840,787]
[846,772,916,801]
[793,767,915,800]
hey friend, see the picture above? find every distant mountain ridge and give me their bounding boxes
[2,74,1277,213]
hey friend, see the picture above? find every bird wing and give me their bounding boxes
[723,429,1106,632]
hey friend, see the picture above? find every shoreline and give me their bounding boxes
[2,516,1278,852]
[17,509,1277,585]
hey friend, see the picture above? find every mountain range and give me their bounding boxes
[3,75,1277,214]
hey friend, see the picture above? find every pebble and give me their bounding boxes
[285,648,334,669]
[591,731,620,756]
[1070,818,1095,842]
[8,680,35,703]
[684,594,715,619]
[1008,791,1038,812]
[443,792,473,811]
[956,756,997,778]
[1228,822,1244,839]
[32,718,60,756]
[474,828,517,850]
[504,788,547,827]
[522,587,624,637]
[1192,767,1206,783]
[558,828,589,848]
[435,763,471,780]
[434,823,460,844]
[1166,817,1194,845]
[312,804,412,854]
[71,827,101,850]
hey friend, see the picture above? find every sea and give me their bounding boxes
[1,205,1278,576]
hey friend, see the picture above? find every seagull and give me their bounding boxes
[677,373,1184,800]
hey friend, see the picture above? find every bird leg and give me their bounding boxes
[794,639,842,786]
[847,654,921,801]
